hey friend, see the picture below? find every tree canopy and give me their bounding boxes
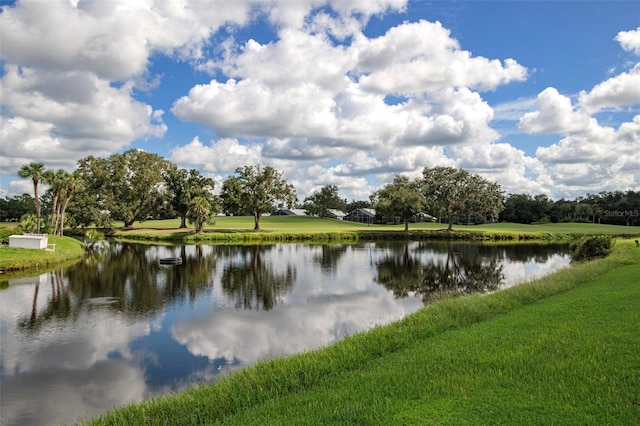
[422,166,504,231]
[371,175,424,231]
[75,149,170,228]
[221,164,297,230]
[0,193,35,222]
[220,176,249,217]
[163,166,216,228]
[187,196,217,233]
[12,151,640,234]
[302,185,347,218]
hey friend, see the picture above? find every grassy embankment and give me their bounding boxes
[88,240,640,425]
[110,216,640,242]
[0,226,86,276]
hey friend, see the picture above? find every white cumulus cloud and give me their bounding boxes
[616,27,640,55]
[578,65,640,113]
[519,87,592,134]
[0,66,166,170]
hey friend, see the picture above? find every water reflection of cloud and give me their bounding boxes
[2,307,151,373]
[172,243,572,365]
[172,288,422,364]
[1,277,154,426]
[1,359,146,426]
[173,243,423,364]
[501,254,570,289]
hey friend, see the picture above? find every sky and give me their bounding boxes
[1,0,640,202]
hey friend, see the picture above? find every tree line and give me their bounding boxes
[5,149,639,233]
[500,192,640,226]
[9,151,300,233]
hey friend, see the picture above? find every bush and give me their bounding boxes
[569,235,613,261]
[533,216,551,224]
[0,226,20,245]
[18,214,38,233]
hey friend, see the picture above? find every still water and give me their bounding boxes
[1,241,569,425]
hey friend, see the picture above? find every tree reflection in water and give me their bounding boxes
[377,242,505,304]
[220,245,296,310]
[17,243,220,330]
[19,270,73,330]
[14,242,566,331]
[312,244,349,274]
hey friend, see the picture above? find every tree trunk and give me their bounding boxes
[179,215,187,228]
[59,197,72,236]
[254,212,260,231]
[447,216,454,231]
[124,219,135,228]
[30,282,39,325]
[34,181,41,234]
[404,219,409,232]
[50,192,59,233]
[196,223,204,233]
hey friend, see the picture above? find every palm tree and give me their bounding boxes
[187,196,213,233]
[43,169,67,233]
[57,172,82,236]
[18,162,46,233]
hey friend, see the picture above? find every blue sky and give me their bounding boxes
[2,0,639,201]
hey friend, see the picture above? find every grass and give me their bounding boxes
[0,232,86,275]
[109,217,640,242]
[86,239,640,425]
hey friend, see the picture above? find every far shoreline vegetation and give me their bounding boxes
[4,155,640,236]
[104,216,640,244]
[3,156,639,273]
[2,217,640,275]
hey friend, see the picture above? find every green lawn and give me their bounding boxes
[0,234,85,275]
[471,221,640,235]
[87,240,640,425]
[111,216,640,241]
[114,216,374,233]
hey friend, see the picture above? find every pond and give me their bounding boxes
[0,241,570,425]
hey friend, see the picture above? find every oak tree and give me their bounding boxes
[303,185,347,218]
[422,166,504,231]
[163,166,216,228]
[221,165,297,230]
[371,175,424,231]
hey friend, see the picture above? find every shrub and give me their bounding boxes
[569,235,613,261]
[94,211,113,229]
[533,216,551,224]
[18,214,38,233]
[0,226,20,245]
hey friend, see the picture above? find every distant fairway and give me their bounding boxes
[112,216,640,238]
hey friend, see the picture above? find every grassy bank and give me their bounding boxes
[110,216,640,242]
[0,233,85,274]
[87,240,640,425]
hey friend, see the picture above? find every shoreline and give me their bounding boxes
[4,218,640,274]
[105,217,640,243]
